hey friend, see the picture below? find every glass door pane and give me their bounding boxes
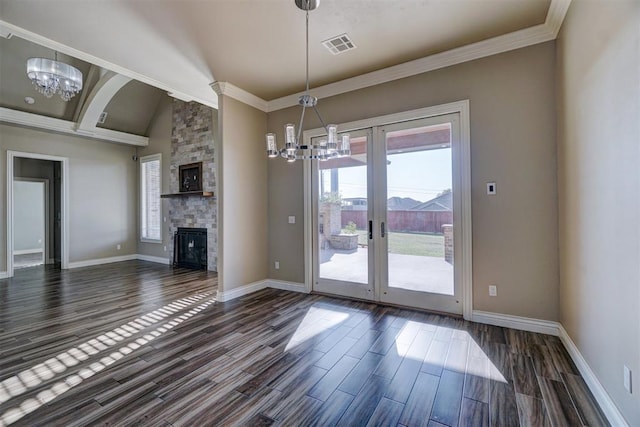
[378,114,462,314]
[314,129,373,300]
[386,123,453,294]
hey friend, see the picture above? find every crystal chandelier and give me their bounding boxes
[266,0,350,162]
[26,53,83,102]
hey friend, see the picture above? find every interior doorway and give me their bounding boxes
[6,151,69,277]
[13,178,49,269]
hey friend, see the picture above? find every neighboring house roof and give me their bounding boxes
[411,191,452,211]
[387,197,421,210]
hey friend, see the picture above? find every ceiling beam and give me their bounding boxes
[0,19,217,110]
[76,71,131,132]
[0,107,148,146]
[72,65,101,123]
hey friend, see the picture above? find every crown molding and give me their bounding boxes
[210,81,268,112]
[0,107,148,146]
[1,0,571,115]
[265,0,571,112]
[0,19,218,110]
[545,0,572,37]
[0,22,13,38]
[266,23,552,112]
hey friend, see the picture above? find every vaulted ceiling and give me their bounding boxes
[0,0,569,144]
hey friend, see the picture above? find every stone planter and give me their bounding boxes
[330,233,358,250]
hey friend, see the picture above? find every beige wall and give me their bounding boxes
[217,95,269,292]
[0,123,138,270]
[137,95,173,260]
[268,42,559,320]
[557,0,640,424]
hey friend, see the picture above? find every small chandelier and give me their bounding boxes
[26,53,83,102]
[266,0,350,162]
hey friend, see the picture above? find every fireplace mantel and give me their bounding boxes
[161,191,214,198]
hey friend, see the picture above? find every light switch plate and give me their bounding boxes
[487,182,497,195]
[288,216,296,224]
[489,285,497,296]
[624,365,632,393]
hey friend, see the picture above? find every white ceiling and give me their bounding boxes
[0,0,564,111]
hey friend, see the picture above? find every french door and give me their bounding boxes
[312,113,465,315]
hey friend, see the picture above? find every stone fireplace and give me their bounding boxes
[168,100,217,271]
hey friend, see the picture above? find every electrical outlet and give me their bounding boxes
[116,244,121,250]
[288,216,296,224]
[624,365,632,393]
[489,285,497,296]
[275,261,280,270]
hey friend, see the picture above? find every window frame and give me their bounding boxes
[140,153,163,244]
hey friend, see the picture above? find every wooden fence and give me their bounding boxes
[341,210,452,234]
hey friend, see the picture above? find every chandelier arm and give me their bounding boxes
[312,104,330,134]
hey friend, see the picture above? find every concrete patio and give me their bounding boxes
[319,247,454,295]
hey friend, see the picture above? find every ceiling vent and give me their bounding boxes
[97,111,108,124]
[322,33,356,55]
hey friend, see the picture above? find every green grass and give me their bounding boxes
[355,230,444,257]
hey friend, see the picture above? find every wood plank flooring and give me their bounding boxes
[0,261,608,426]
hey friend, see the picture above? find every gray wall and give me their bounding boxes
[0,123,138,270]
[13,180,45,252]
[557,0,640,424]
[268,42,559,321]
[217,95,269,293]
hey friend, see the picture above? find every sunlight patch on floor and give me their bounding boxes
[393,324,507,383]
[285,305,350,352]
[0,292,216,426]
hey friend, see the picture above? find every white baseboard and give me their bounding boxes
[13,249,43,255]
[216,279,308,302]
[266,279,308,293]
[0,271,7,279]
[136,254,170,265]
[216,280,269,302]
[472,310,560,336]
[68,254,138,269]
[471,310,627,426]
[558,325,629,427]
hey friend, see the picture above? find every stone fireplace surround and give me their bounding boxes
[168,100,217,271]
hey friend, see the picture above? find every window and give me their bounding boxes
[140,154,162,242]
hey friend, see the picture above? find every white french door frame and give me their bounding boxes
[310,128,374,300]
[6,151,70,278]
[376,114,462,314]
[303,100,473,319]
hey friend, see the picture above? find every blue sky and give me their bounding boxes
[331,147,452,202]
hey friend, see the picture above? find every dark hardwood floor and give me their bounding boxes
[0,261,608,426]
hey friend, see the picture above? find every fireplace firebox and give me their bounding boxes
[173,227,207,269]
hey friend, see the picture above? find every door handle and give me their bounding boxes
[368,220,373,240]
[381,222,386,238]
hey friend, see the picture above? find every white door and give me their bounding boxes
[376,114,462,314]
[312,129,374,300]
[312,113,465,315]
